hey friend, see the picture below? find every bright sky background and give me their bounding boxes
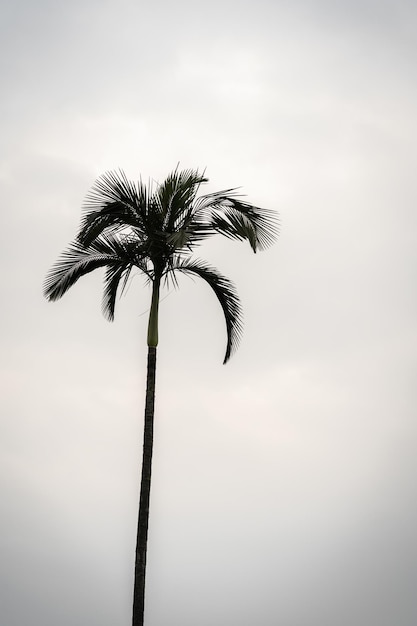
[1,1,416,625]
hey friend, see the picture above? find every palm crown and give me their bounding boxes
[44,167,278,362]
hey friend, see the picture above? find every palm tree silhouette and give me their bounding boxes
[43,167,278,626]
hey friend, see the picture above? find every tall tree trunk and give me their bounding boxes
[132,345,157,626]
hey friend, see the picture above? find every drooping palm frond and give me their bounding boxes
[102,263,132,321]
[43,232,149,305]
[101,253,152,321]
[44,238,118,302]
[169,257,243,363]
[193,191,279,252]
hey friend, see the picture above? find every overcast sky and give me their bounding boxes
[1,0,416,625]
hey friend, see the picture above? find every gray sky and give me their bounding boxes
[1,0,416,624]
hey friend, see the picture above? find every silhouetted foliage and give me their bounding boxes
[44,167,278,625]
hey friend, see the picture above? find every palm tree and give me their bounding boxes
[43,167,278,626]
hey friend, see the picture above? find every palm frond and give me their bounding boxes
[43,237,122,302]
[43,232,149,303]
[79,170,148,246]
[154,167,207,233]
[169,258,243,363]
[102,264,133,321]
[194,191,279,252]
